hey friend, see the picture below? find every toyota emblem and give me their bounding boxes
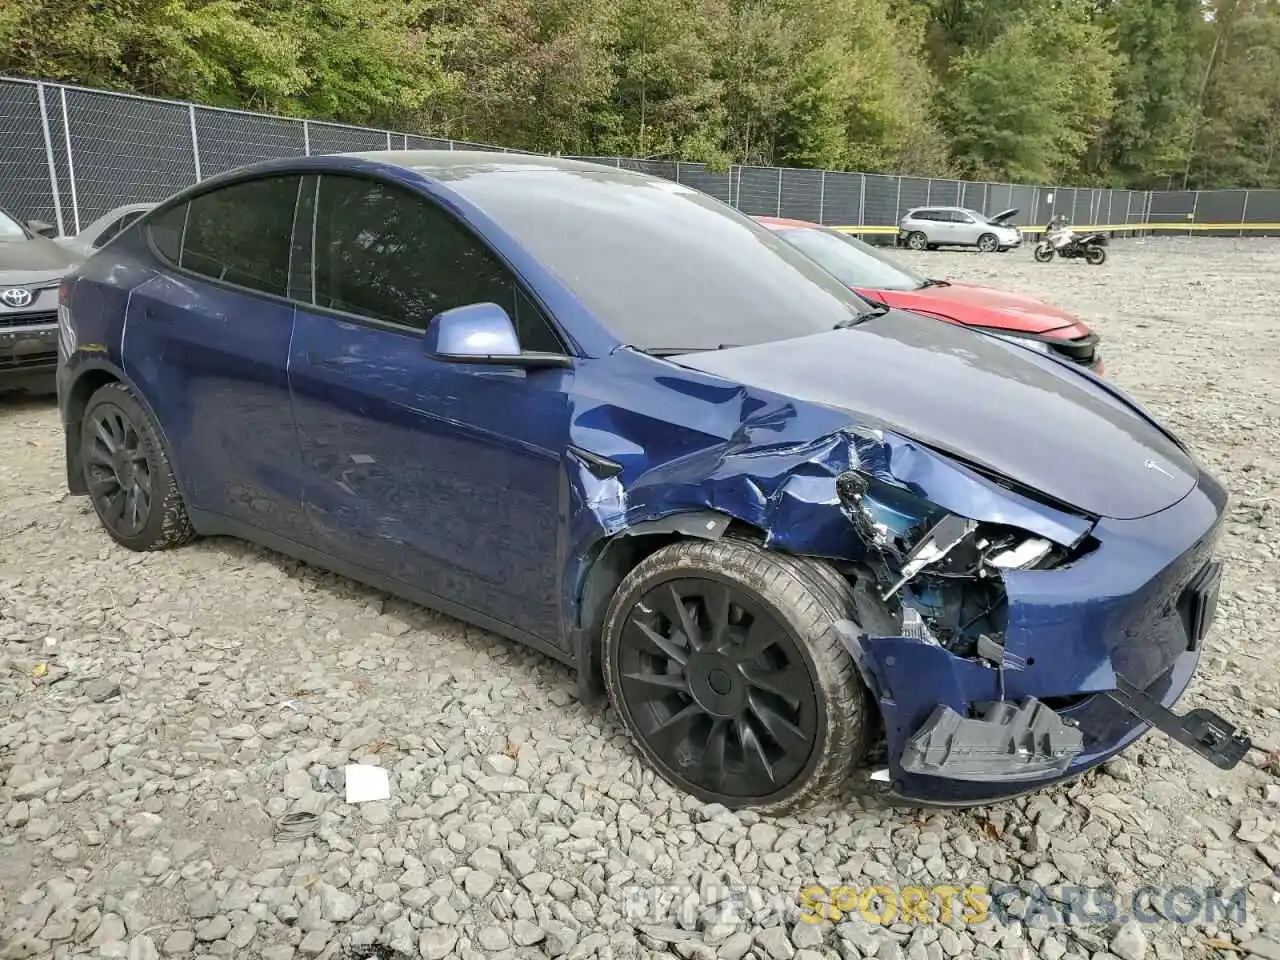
[1,288,33,308]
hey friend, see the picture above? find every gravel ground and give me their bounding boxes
[1,236,1278,960]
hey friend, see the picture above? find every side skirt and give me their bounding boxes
[187,508,579,671]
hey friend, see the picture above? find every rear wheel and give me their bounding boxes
[601,538,872,813]
[1033,243,1054,263]
[906,231,929,251]
[1085,245,1107,265]
[977,233,999,253]
[80,382,196,552]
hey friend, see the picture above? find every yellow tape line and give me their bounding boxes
[829,222,1280,235]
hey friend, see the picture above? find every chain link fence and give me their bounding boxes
[4,76,1279,240]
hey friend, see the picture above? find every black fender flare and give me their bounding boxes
[570,509,735,705]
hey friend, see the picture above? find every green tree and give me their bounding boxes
[941,2,1118,182]
[1093,0,1201,186]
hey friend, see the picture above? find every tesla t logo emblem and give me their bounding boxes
[1145,458,1175,480]
[1,288,33,308]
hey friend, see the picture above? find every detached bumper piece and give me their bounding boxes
[1105,676,1250,770]
[901,698,1084,782]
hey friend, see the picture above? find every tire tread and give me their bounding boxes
[601,536,872,814]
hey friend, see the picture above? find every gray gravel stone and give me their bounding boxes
[418,929,458,959]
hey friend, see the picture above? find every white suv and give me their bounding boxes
[898,206,1021,253]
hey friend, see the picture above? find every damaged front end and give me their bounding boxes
[831,464,1250,804]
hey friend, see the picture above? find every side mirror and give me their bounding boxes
[424,302,572,369]
[27,219,57,238]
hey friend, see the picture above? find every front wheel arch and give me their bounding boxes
[571,513,761,703]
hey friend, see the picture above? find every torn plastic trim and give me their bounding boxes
[1103,675,1251,770]
[899,698,1085,782]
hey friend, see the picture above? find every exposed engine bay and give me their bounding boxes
[834,469,1066,661]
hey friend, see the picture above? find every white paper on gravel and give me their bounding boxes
[344,764,391,803]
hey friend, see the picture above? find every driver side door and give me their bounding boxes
[286,173,574,646]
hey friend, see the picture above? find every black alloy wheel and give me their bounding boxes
[84,402,152,538]
[602,538,871,813]
[80,381,196,551]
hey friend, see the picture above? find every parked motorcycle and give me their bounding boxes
[1034,215,1108,265]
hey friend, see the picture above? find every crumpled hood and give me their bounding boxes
[675,310,1197,521]
[865,282,1091,337]
[0,236,81,286]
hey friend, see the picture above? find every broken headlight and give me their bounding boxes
[836,471,1063,659]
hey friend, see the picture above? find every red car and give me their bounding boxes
[755,216,1104,375]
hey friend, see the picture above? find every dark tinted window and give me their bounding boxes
[93,211,144,249]
[444,167,870,352]
[146,204,187,263]
[312,174,563,352]
[92,220,122,248]
[181,175,300,296]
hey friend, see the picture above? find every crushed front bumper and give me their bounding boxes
[843,468,1250,805]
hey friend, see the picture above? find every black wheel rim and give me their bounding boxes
[615,577,820,802]
[84,403,153,538]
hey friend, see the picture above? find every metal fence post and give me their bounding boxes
[858,174,866,227]
[675,160,681,186]
[58,86,81,233]
[1240,189,1249,237]
[817,171,825,224]
[386,131,392,150]
[35,83,66,237]
[894,177,902,224]
[775,170,782,216]
[925,179,932,204]
[189,104,202,182]
[303,120,311,156]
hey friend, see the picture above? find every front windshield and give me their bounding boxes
[447,167,875,352]
[0,209,27,240]
[774,227,926,292]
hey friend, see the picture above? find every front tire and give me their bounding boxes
[601,538,872,813]
[977,233,999,253]
[1085,245,1107,265]
[81,382,196,552]
[1033,243,1054,263]
[905,231,929,251]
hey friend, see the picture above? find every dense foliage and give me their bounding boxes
[2,0,1277,188]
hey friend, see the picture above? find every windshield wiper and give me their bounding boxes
[833,305,890,329]
[918,278,950,288]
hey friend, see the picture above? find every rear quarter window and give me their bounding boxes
[146,204,188,263]
[180,175,301,296]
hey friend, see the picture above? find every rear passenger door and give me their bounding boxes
[123,175,310,542]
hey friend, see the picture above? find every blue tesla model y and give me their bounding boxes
[55,151,1249,811]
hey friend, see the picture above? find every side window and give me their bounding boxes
[92,220,123,249]
[146,204,188,263]
[915,210,939,222]
[312,174,565,353]
[180,175,301,296]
